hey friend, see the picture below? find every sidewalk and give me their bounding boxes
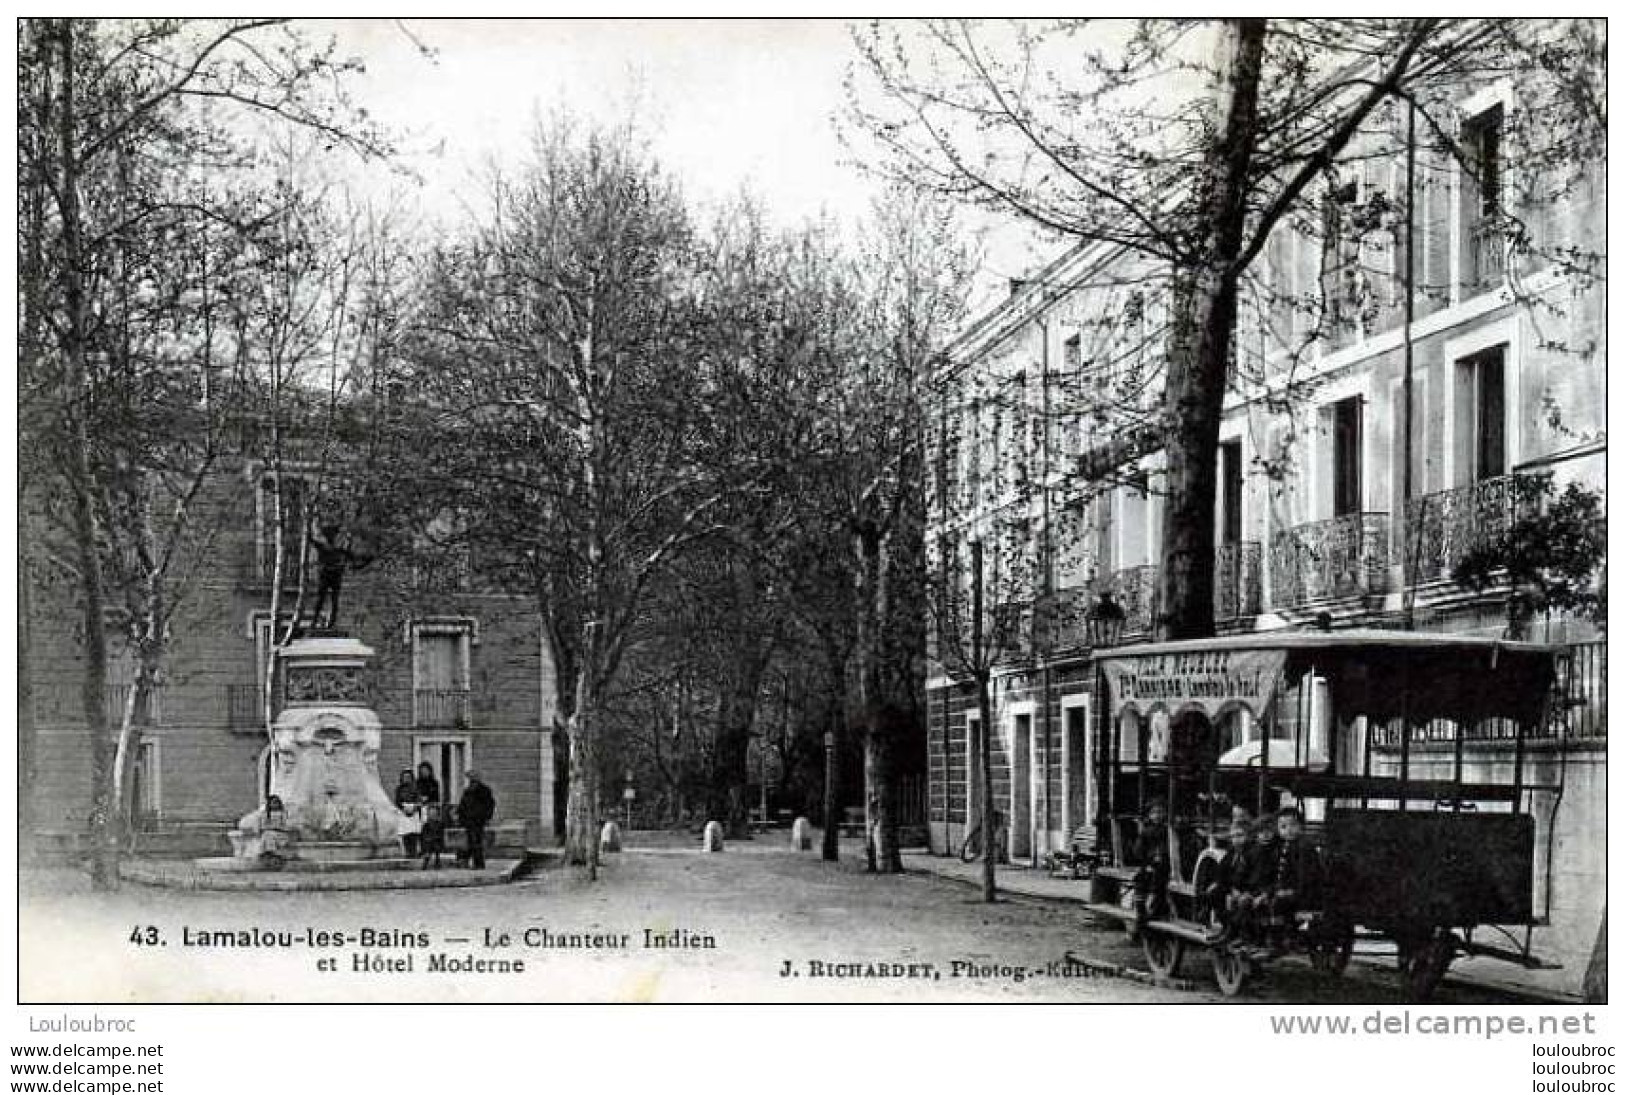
[900,850,1099,904]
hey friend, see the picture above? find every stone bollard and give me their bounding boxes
[599,820,622,854]
[791,817,813,852]
[702,820,725,852]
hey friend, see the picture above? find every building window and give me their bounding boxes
[257,473,312,585]
[106,642,162,726]
[413,620,474,727]
[413,510,473,591]
[1321,180,1363,334]
[131,740,160,827]
[1461,346,1507,482]
[1461,103,1506,292]
[1219,439,1244,544]
[964,712,983,827]
[1330,396,1364,517]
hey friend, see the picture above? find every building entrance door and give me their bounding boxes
[1009,710,1034,861]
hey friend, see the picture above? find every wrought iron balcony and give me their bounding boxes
[990,600,1035,663]
[414,688,472,727]
[1034,585,1091,652]
[1214,541,1262,622]
[1402,475,1517,585]
[1562,640,1607,741]
[104,683,163,726]
[1269,512,1391,609]
[1465,218,1507,295]
[1108,564,1159,637]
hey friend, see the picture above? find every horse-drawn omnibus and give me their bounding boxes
[1084,630,1566,999]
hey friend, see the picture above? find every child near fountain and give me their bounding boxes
[397,798,423,858]
[418,802,446,869]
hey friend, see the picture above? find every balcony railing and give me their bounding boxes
[1214,541,1262,622]
[1370,641,1604,748]
[1269,512,1391,609]
[414,688,472,727]
[1465,217,1507,295]
[1402,474,1517,585]
[412,551,473,593]
[1035,585,1091,652]
[1109,564,1159,637]
[1561,639,1607,741]
[104,683,162,726]
[990,601,1035,663]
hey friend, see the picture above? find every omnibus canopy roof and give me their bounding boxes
[1096,629,1559,726]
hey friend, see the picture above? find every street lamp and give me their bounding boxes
[1086,590,1127,650]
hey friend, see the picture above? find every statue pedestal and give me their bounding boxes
[230,634,405,864]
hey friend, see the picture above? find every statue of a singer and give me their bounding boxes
[309,520,373,629]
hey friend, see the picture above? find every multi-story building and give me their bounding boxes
[924,82,1604,995]
[21,438,559,856]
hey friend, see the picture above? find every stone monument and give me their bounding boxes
[791,816,812,851]
[230,632,406,864]
[702,820,724,852]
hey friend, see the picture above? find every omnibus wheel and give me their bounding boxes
[1308,924,1354,976]
[1142,931,1185,979]
[1404,934,1455,1002]
[1212,947,1250,997]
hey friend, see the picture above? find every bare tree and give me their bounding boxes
[849,17,1605,640]
[409,119,740,875]
[17,18,384,884]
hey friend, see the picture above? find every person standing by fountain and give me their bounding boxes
[394,769,423,857]
[457,771,495,869]
[415,761,440,806]
[394,769,419,810]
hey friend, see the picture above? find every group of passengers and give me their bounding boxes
[1129,800,1323,944]
[1207,806,1322,942]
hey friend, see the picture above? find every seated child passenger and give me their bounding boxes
[1132,801,1172,918]
[1204,813,1252,927]
[1229,813,1278,941]
[1266,806,1322,925]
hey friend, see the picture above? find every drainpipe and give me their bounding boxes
[1401,100,1418,629]
[1039,316,1053,862]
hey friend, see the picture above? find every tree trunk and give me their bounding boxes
[18,546,39,855]
[53,22,118,889]
[710,630,768,839]
[563,621,608,878]
[551,717,570,843]
[863,722,902,873]
[564,704,600,877]
[976,675,997,903]
[1155,18,1266,642]
[852,523,904,873]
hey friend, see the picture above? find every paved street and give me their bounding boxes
[22,835,1531,1004]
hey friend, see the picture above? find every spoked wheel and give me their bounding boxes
[1308,923,1355,977]
[1142,931,1186,979]
[1403,933,1456,1002]
[1212,946,1251,997]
